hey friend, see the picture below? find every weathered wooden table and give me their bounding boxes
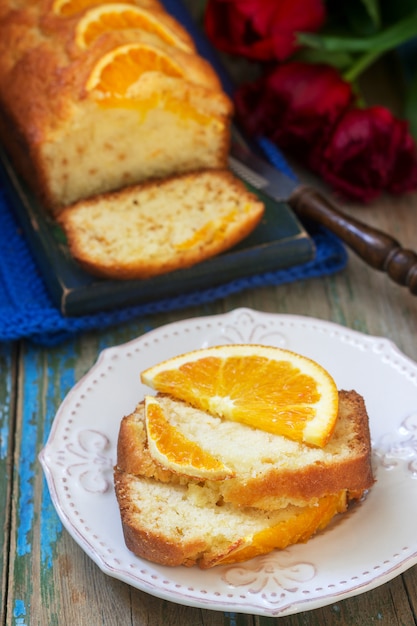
[2,185,417,625]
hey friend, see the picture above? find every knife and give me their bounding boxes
[229,141,417,295]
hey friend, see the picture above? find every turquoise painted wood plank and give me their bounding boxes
[8,341,70,624]
[0,340,16,625]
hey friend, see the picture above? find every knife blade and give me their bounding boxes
[229,141,417,295]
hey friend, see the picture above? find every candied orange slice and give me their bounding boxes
[145,396,233,480]
[174,208,240,251]
[209,491,347,568]
[53,0,137,17]
[75,4,193,51]
[86,42,184,95]
[141,345,339,447]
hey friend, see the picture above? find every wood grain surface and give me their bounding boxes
[2,1,417,624]
[3,187,417,625]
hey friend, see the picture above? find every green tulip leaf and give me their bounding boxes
[294,48,354,71]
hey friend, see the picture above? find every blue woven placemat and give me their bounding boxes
[0,0,348,345]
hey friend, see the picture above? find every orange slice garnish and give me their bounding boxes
[75,3,193,51]
[141,345,339,448]
[145,396,233,480]
[209,491,347,568]
[86,42,184,95]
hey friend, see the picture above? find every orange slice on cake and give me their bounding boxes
[75,3,194,51]
[86,42,185,95]
[210,491,348,568]
[86,43,184,96]
[141,345,339,448]
[145,395,233,480]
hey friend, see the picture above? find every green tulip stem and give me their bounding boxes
[297,12,417,56]
[343,47,385,82]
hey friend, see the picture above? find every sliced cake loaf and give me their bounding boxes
[114,344,374,569]
[58,170,265,280]
[0,1,233,211]
[117,390,374,509]
[114,470,348,569]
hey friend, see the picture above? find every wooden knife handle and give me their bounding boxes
[290,185,417,295]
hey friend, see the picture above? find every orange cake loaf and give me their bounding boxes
[58,169,265,279]
[114,345,374,568]
[0,0,233,212]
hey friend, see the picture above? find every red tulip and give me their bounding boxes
[235,63,417,201]
[234,62,353,160]
[312,106,417,201]
[204,0,325,61]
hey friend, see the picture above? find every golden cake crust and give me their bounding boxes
[0,0,233,210]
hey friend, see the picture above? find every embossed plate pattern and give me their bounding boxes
[39,308,417,617]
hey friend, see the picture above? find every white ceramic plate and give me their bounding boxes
[39,308,417,618]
